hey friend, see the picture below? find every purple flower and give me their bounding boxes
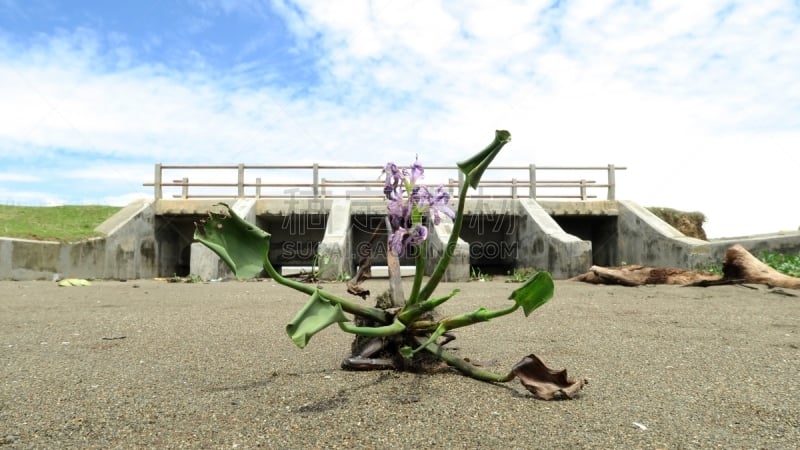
[383,162,402,200]
[409,224,428,245]
[389,227,408,255]
[383,159,441,256]
[429,185,455,225]
[387,195,410,229]
[410,159,424,184]
[408,185,426,209]
[388,224,429,256]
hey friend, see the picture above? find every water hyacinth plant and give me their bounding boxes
[194,130,586,400]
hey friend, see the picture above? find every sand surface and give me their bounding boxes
[1,279,798,449]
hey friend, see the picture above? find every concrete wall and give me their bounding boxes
[515,199,593,278]
[617,200,800,269]
[706,233,800,262]
[617,200,711,268]
[0,199,158,280]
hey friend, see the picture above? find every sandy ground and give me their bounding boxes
[0,278,798,449]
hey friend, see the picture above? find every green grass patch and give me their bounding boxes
[697,251,800,277]
[0,205,122,242]
[759,251,800,277]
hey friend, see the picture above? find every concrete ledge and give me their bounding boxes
[317,199,352,280]
[516,199,592,279]
[96,199,152,236]
[617,201,800,269]
[617,200,711,268]
[97,199,158,280]
[0,238,62,280]
[707,232,800,261]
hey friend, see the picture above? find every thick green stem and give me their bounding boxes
[419,338,515,383]
[440,304,519,330]
[398,288,460,324]
[417,181,471,302]
[261,253,316,295]
[406,240,427,306]
[403,303,519,357]
[262,256,388,324]
[338,319,406,337]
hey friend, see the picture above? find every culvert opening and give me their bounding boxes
[552,215,619,267]
[259,213,328,275]
[154,215,204,277]
[460,213,518,275]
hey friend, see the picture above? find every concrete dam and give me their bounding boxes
[4,197,800,282]
[3,161,799,281]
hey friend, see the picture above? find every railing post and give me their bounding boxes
[579,179,587,200]
[174,177,188,199]
[320,177,327,199]
[511,178,518,199]
[154,163,162,200]
[312,163,320,199]
[237,164,245,197]
[255,177,261,199]
[529,164,536,199]
[607,164,616,200]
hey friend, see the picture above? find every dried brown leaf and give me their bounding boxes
[511,353,587,400]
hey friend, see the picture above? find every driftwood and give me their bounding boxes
[571,244,800,289]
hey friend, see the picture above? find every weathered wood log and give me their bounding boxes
[571,244,800,289]
[721,244,800,289]
[570,265,721,286]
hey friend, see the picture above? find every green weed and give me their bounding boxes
[759,251,800,277]
[506,267,537,283]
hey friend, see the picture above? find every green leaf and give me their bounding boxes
[509,271,554,317]
[193,203,270,279]
[399,346,414,359]
[456,130,512,189]
[286,290,349,349]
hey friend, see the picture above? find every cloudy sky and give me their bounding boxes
[0,0,798,238]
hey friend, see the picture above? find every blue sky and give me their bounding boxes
[1,0,798,238]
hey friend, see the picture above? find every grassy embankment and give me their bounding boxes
[0,205,121,242]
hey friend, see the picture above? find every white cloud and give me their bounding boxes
[0,1,798,237]
[0,172,39,182]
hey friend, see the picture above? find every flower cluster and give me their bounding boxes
[383,160,455,256]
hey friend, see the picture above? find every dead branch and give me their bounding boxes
[570,244,800,289]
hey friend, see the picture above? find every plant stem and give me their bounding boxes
[262,254,389,323]
[338,319,406,337]
[398,288,460,324]
[420,339,515,383]
[417,180,471,302]
[440,304,519,330]
[407,240,427,306]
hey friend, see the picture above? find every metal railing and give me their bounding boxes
[143,163,626,201]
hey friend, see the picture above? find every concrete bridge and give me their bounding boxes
[3,196,800,281]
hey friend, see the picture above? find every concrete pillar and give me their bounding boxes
[317,199,352,280]
[516,198,592,279]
